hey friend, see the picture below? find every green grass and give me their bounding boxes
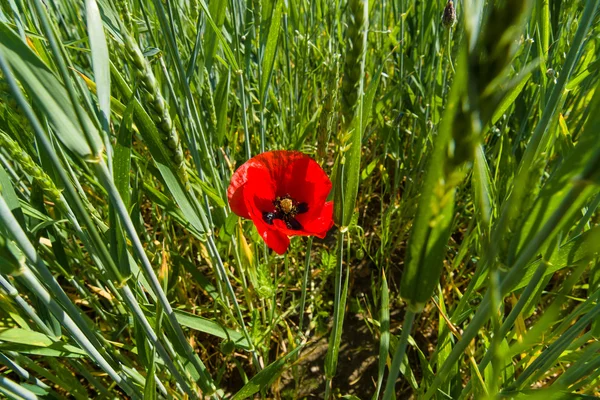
[0,0,599,398]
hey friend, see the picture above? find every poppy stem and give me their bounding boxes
[298,237,314,333]
[324,229,349,398]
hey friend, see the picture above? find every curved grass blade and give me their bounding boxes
[173,310,251,350]
[231,346,302,400]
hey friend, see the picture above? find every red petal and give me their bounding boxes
[263,228,290,254]
[298,201,334,238]
[251,214,290,254]
[280,158,331,206]
[250,151,332,206]
[241,177,290,254]
[227,159,274,219]
[243,182,276,219]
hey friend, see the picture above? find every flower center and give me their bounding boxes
[262,194,308,230]
[280,198,294,214]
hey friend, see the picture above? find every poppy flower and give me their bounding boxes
[227,150,334,254]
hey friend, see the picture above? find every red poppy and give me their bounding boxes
[227,150,334,254]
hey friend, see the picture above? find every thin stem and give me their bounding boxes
[119,285,197,398]
[30,0,102,157]
[0,275,53,336]
[0,375,39,400]
[0,353,51,392]
[229,0,252,160]
[149,0,220,185]
[298,237,314,333]
[324,229,346,399]
[447,27,455,74]
[205,235,261,370]
[238,73,252,159]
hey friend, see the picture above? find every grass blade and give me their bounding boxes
[0,23,100,158]
[231,346,302,400]
[400,48,468,311]
[374,270,390,399]
[85,0,111,140]
[259,0,283,105]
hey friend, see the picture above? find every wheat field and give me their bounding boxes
[0,0,599,399]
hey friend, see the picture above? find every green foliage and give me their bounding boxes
[0,0,599,398]
[0,22,101,158]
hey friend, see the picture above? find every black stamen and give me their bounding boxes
[267,195,307,230]
[285,218,303,230]
[296,202,309,214]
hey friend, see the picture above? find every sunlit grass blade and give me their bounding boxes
[0,374,40,400]
[424,147,600,398]
[517,0,599,170]
[374,270,390,399]
[0,195,141,398]
[260,0,283,107]
[85,0,111,163]
[0,23,101,158]
[0,47,208,398]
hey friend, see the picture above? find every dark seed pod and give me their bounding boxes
[442,0,456,28]
[263,211,276,225]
